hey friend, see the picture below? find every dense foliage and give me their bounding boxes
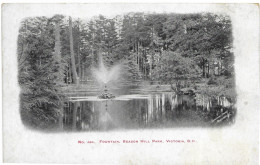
[18,16,65,129]
[18,13,235,128]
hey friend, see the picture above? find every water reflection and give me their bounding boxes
[62,93,236,131]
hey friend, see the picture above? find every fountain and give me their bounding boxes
[98,85,115,99]
[93,54,120,99]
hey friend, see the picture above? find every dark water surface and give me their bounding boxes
[61,92,236,131]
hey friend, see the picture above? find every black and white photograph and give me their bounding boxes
[2,3,259,164]
[18,9,236,131]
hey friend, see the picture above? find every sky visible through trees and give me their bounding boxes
[18,12,235,129]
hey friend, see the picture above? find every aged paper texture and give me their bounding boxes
[2,3,259,164]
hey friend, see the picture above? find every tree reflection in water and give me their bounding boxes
[61,93,236,131]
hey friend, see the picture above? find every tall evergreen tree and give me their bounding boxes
[69,16,79,86]
[18,17,63,129]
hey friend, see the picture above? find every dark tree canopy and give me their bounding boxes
[18,12,235,129]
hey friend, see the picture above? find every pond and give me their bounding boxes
[61,91,236,132]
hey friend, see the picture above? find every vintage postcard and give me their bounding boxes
[2,3,259,164]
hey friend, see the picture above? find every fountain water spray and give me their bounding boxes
[93,55,120,85]
[93,54,120,99]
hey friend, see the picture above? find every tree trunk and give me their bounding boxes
[77,44,81,80]
[54,21,63,83]
[202,58,205,78]
[82,64,85,80]
[69,64,72,84]
[137,40,139,55]
[207,61,210,78]
[91,32,94,63]
[66,68,69,84]
[219,61,221,75]
[150,59,152,79]
[207,51,211,78]
[69,16,79,86]
[143,57,145,75]
[137,41,139,71]
[59,109,63,130]
[134,40,136,53]
[77,19,81,80]
[150,27,154,79]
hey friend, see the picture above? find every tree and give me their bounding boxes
[18,13,236,129]
[52,15,66,85]
[121,52,142,82]
[69,16,79,86]
[18,17,63,129]
[154,51,200,84]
